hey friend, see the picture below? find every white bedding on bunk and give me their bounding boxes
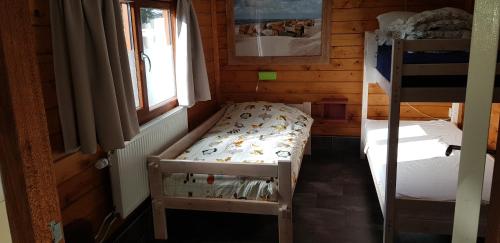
[364,119,495,203]
[163,102,313,201]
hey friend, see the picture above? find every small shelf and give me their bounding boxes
[312,98,348,122]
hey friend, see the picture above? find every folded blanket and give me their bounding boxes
[377,7,472,45]
[413,19,471,32]
[405,30,471,40]
[406,7,472,30]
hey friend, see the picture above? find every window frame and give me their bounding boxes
[121,0,178,125]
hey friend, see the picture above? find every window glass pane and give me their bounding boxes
[140,8,176,108]
[121,3,141,109]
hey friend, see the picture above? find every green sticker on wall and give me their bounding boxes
[258,71,277,80]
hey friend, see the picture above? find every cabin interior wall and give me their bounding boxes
[29,0,219,239]
[216,0,471,136]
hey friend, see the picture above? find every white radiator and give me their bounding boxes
[109,107,188,218]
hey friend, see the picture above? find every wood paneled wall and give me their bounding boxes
[216,0,469,136]
[29,0,219,239]
[488,105,500,150]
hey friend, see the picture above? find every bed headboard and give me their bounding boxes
[287,102,312,116]
[223,101,312,116]
[362,31,387,123]
[361,32,379,158]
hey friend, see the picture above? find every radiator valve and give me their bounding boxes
[95,158,109,170]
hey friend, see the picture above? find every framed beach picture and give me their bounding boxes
[227,0,331,65]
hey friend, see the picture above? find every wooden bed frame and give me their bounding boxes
[147,102,312,243]
[361,34,500,243]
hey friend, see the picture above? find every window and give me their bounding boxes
[121,0,177,124]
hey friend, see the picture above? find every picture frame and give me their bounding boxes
[226,0,331,65]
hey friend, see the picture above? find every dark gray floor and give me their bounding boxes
[160,137,469,243]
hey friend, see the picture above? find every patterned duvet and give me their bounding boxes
[163,102,313,201]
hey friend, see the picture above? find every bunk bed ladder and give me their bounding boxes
[383,39,404,243]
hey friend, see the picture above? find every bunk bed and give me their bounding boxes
[361,30,500,241]
[147,101,313,243]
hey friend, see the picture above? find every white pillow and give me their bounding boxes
[377,11,417,31]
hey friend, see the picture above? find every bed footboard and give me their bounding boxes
[147,158,294,243]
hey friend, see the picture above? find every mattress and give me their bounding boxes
[376,45,500,87]
[163,102,313,201]
[363,119,495,205]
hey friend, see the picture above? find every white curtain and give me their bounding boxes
[175,0,211,107]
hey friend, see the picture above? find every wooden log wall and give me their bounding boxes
[488,105,500,150]
[28,0,219,240]
[216,0,469,136]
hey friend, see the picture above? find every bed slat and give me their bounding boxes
[403,63,500,76]
[403,63,470,76]
[162,196,280,215]
[158,160,279,177]
[403,39,470,51]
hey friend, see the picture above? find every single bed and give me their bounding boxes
[148,101,313,243]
